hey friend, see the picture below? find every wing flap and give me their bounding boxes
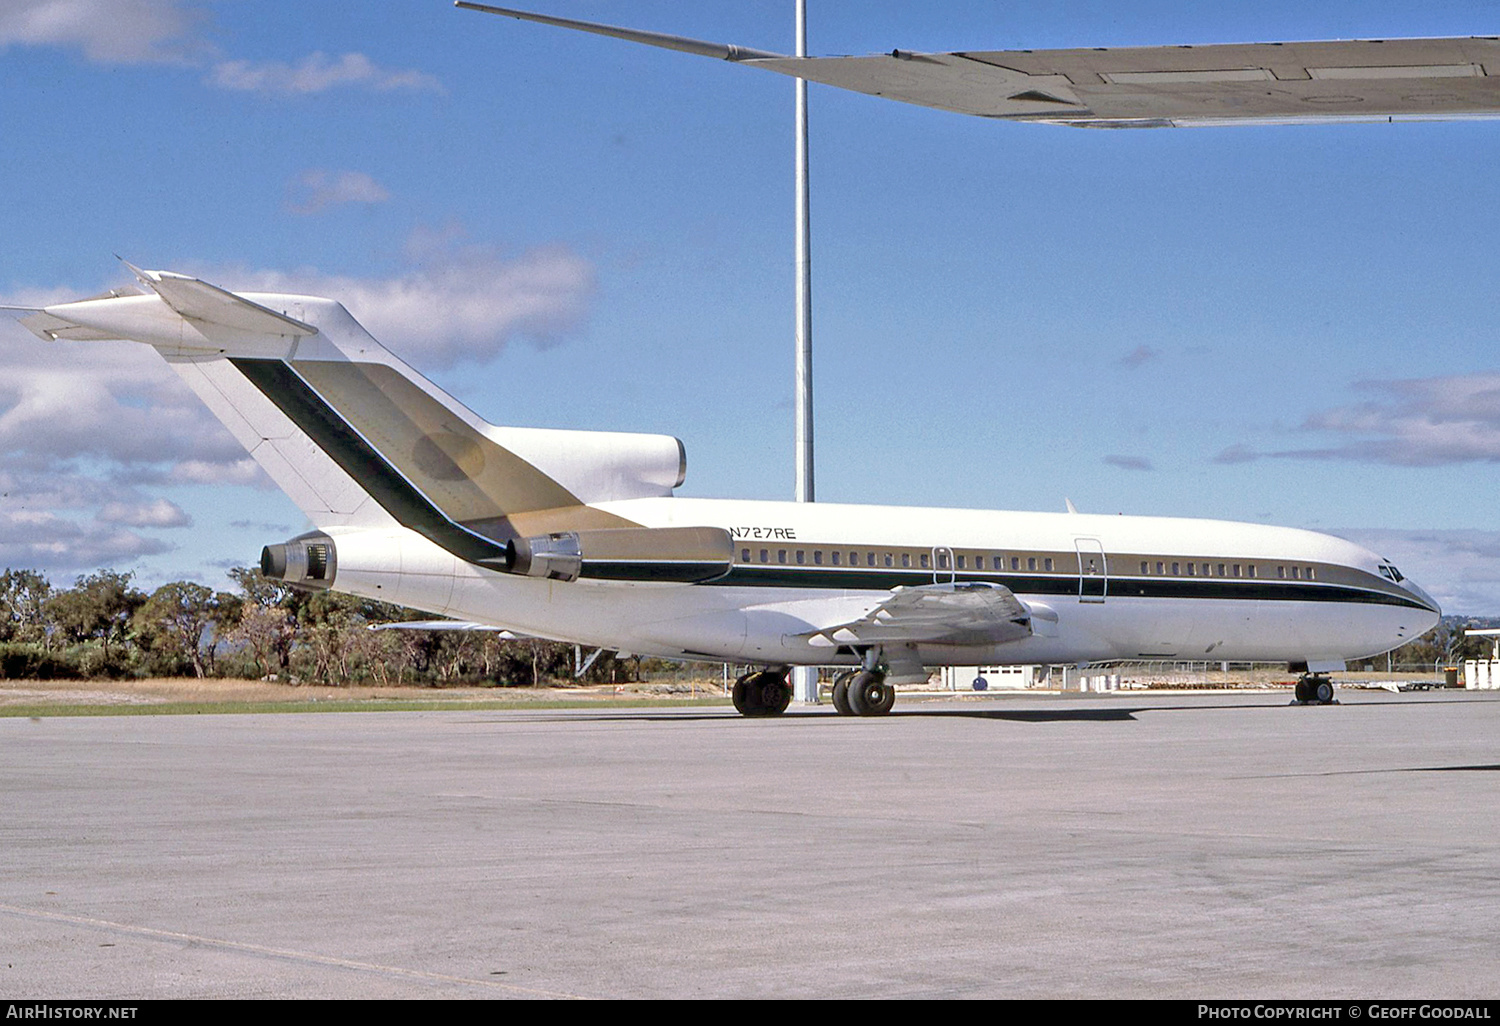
[801,581,1034,648]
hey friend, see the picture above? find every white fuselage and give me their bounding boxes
[325,496,1439,669]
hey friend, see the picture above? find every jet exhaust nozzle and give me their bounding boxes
[507,532,584,582]
[260,532,337,590]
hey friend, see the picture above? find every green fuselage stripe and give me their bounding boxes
[231,358,510,565]
[710,565,1429,609]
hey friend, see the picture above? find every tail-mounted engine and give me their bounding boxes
[506,526,733,584]
[260,531,337,590]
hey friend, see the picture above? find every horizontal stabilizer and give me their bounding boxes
[16,309,125,342]
[124,264,318,337]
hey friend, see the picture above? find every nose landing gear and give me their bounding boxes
[1292,673,1337,705]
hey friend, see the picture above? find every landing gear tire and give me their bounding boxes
[831,670,856,715]
[732,670,791,717]
[846,670,895,716]
[1292,674,1337,705]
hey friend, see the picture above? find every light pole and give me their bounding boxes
[791,0,819,704]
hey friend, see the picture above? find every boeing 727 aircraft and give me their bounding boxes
[7,267,1440,714]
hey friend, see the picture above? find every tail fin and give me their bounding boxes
[21,267,689,564]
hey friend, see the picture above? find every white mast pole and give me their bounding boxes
[792,0,818,704]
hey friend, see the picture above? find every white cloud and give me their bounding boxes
[0,0,203,64]
[229,231,596,367]
[0,330,247,468]
[1214,372,1500,468]
[98,497,191,528]
[1332,527,1500,616]
[287,169,391,214]
[207,51,443,95]
[0,2,443,96]
[0,467,188,573]
[0,236,593,572]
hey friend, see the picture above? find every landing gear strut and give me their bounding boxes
[732,669,792,717]
[1292,673,1337,705]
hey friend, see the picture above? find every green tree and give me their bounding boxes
[45,570,144,667]
[0,569,52,645]
[132,582,238,678]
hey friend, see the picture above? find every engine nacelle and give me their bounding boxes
[260,531,337,590]
[507,526,733,584]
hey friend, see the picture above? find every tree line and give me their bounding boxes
[0,567,642,687]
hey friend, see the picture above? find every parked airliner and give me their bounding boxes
[7,267,1439,714]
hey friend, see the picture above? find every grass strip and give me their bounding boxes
[1,696,733,718]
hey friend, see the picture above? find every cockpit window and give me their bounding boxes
[1377,561,1405,584]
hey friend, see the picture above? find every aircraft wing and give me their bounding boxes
[459,5,1500,127]
[369,620,522,637]
[800,581,1033,649]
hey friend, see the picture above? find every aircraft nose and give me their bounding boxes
[1405,579,1441,617]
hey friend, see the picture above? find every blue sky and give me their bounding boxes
[3,0,1500,612]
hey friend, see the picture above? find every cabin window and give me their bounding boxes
[902,553,912,568]
[1044,558,1054,572]
[778,549,787,564]
[1290,566,1300,579]
[1155,561,1164,575]
[884,553,893,567]
[1187,563,1196,576]
[813,550,823,565]
[1140,561,1149,574]
[1027,557,1037,571]
[1171,562,1180,575]
[956,555,966,569]
[1248,565,1257,578]
[1233,564,1241,578]
[1217,563,1226,577]
[831,551,840,566]
[760,549,769,563]
[868,553,877,567]
[741,548,750,563]
[1306,566,1316,580]
[849,551,858,565]
[994,556,1004,571]
[1011,557,1020,571]
[920,553,930,569]
[796,550,806,565]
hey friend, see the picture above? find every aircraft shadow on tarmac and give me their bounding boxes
[479,692,1482,727]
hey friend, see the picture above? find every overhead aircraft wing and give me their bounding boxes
[799,581,1033,649]
[459,4,1500,127]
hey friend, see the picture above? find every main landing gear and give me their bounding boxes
[830,668,896,717]
[732,669,793,717]
[1291,673,1338,705]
